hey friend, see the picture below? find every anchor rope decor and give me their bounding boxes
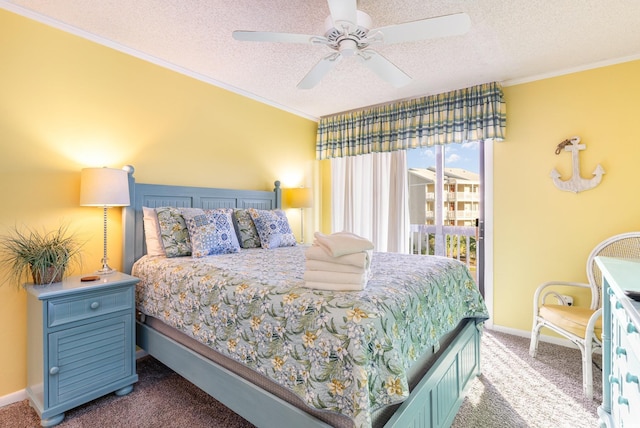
[550,136,604,193]
[554,138,574,155]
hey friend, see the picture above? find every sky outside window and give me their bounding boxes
[407,142,480,172]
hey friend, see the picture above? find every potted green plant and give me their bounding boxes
[0,224,83,286]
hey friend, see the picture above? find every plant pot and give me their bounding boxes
[31,265,65,285]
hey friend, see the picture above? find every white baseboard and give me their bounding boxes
[0,389,27,409]
[488,324,580,349]
[488,324,603,356]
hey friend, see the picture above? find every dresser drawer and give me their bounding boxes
[609,291,640,427]
[47,286,133,327]
[611,296,640,358]
[613,333,640,427]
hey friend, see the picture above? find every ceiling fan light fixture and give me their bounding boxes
[339,39,358,57]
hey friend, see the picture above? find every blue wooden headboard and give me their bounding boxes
[121,165,282,274]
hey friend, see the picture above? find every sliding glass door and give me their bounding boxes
[407,142,484,294]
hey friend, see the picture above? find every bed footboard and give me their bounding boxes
[136,319,481,428]
[384,319,481,428]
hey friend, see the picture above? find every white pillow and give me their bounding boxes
[142,206,166,256]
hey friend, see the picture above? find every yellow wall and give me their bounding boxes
[3,4,640,400]
[494,60,640,331]
[0,9,317,396]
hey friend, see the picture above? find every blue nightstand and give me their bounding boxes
[26,272,139,427]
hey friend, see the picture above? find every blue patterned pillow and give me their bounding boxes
[183,208,240,257]
[247,208,297,249]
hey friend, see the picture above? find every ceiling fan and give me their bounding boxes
[232,0,471,89]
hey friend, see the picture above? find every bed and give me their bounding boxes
[121,166,489,428]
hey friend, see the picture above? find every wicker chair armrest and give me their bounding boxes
[533,281,593,314]
[586,307,603,333]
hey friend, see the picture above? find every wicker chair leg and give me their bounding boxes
[583,342,593,400]
[529,321,542,358]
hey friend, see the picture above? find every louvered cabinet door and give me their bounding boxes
[47,314,133,407]
[26,273,139,427]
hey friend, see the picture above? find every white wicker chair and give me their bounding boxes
[529,232,640,399]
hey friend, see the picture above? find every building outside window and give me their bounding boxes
[407,144,481,282]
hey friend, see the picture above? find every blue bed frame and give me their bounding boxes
[121,166,483,428]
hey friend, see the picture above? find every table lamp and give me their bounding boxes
[80,167,130,274]
[285,187,312,243]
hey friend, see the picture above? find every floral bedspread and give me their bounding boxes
[133,246,488,428]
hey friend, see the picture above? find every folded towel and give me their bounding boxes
[313,231,374,257]
[305,259,367,274]
[305,245,372,270]
[303,270,369,286]
[302,280,366,292]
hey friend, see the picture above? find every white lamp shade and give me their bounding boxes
[80,167,130,207]
[285,187,312,208]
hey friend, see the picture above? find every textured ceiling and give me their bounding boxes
[3,0,640,120]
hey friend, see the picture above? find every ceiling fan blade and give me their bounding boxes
[233,30,323,44]
[357,49,412,88]
[326,0,358,29]
[369,12,471,45]
[297,53,342,89]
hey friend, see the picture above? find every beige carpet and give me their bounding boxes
[1,329,601,428]
[452,330,601,428]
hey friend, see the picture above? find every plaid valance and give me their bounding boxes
[316,82,506,160]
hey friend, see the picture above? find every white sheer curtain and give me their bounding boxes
[331,150,409,253]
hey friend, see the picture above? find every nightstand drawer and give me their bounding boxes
[48,286,133,327]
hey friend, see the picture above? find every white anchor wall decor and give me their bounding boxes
[550,136,604,193]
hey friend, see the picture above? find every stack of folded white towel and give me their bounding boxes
[303,231,374,291]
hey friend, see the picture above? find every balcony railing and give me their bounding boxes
[409,224,478,272]
[427,192,478,202]
[446,192,480,202]
[446,210,479,221]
